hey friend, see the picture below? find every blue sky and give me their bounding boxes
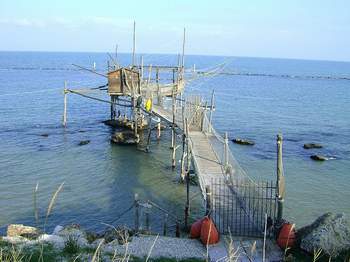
[0,0,349,61]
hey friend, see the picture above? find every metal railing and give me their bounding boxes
[210,178,277,237]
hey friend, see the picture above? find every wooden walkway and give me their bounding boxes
[152,104,228,194]
[152,102,275,239]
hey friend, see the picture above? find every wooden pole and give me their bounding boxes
[205,186,211,217]
[140,55,144,80]
[224,132,229,167]
[181,28,186,69]
[184,118,190,228]
[201,101,207,132]
[134,193,139,232]
[63,81,67,127]
[180,105,186,181]
[156,68,161,106]
[176,221,180,237]
[132,21,136,67]
[276,134,285,224]
[209,90,215,133]
[156,118,161,140]
[163,213,168,236]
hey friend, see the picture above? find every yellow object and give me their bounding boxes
[145,98,152,111]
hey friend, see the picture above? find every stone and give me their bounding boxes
[232,138,255,146]
[78,140,90,146]
[310,155,328,161]
[52,225,64,235]
[111,131,139,145]
[298,213,350,257]
[56,224,89,248]
[7,224,40,239]
[303,143,323,149]
[38,234,65,249]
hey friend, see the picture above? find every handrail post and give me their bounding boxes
[224,132,229,167]
[205,186,212,217]
[184,117,190,229]
[276,134,285,225]
[134,193,139,233]
[209,90,215,133]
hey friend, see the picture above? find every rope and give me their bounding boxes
[109,203,135,224]
[145,200,181,222]
[67,89,132,107]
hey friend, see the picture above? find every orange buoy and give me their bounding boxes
[277,223,295,249]
[190,218,204,238]
[200,217,219,245]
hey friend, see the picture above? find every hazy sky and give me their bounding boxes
[1,0,349,61]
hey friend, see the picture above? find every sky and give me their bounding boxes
[0,0,349,61]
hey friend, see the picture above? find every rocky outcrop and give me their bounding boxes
[232,138,255,146]
[111,131,139,145]
[298,213,350,257]
[7,224,40,239]
[303,143,323,149]
[310,155,328,161]
[78,140,90,146]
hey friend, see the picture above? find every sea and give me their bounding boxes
[0,51,349,234]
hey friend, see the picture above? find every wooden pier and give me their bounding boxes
[62,23,286,239]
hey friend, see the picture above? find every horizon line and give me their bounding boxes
[0,49,349,64]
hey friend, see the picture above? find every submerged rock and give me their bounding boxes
[304,143,323,149]
[299,213,350,257]
[111,131,139,145]
[78,140,90,146]
[310,155,328,161]
[232,138,255,146]
[7,224,40,239]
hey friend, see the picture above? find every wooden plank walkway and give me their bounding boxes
[152,104,259,237]
[189,131,224,194]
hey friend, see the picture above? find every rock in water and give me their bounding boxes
[111,131,139,145]
[304,143,323,149]
[232,138,255,146]
[299,213,350,257]
[7,224,40,239]
[78,140,90,146]
[310,155,328,161]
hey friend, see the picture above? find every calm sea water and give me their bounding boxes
[0,51,349,233]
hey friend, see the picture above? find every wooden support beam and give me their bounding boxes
[134,193,139,232]
[63,81,67,127]
[156,118,161,140]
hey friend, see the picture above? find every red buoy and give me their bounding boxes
[277,223,295,249]
[200,217,219,245]
[190,218,204,238]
